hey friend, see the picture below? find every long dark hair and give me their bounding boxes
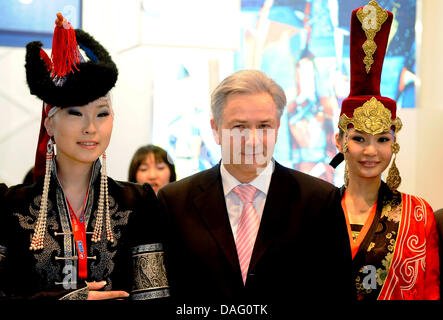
[128,145,176,183]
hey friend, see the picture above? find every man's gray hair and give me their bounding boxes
[211,69,287,125]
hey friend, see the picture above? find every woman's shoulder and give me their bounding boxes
[106,179,165,238]
[398,192,437,233]
[1,183,43,221]
[0,182,7,195]
[106,178,156,206]
[3,182,40,203]
[108,178,154,195]
[399,192,434,213]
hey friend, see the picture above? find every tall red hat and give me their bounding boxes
[330,1,402,169]
[341,1,395,119]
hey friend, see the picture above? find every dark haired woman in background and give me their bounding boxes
[128,145,176,195]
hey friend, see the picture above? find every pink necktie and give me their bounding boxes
[233,184,259,284]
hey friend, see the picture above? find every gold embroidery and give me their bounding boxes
[339,97,402,135]
[377,251,393,286]
[131,243,170,300]
[357,1,389,73]
[382,199,402,223]
[354,191,402,299]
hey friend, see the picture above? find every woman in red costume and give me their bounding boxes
[0,14,169,301]
[330,1,439,300]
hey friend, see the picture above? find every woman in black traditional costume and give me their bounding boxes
[0,13,169,301]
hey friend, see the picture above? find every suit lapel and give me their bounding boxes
[193,165,241,273]
[249,162,296,272]
[192,162,298,280]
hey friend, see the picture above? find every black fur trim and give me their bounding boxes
[25,29,118,107]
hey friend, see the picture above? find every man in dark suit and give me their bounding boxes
[158,70,354,310]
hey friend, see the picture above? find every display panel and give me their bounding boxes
[0,0,82,48]
[150,0,418,184]
[235,0,417,185]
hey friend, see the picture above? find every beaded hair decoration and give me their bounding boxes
[29,139,54,250]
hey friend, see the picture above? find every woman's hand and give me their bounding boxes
[86,281,129,300]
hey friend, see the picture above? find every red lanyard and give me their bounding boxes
[66,187,89,280]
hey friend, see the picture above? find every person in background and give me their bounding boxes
[128,144,176,195]
[0,14,169,301]
[158,69,354,312]
[330,0,439,300]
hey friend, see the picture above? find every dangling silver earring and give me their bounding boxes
[30,139,54,250]
[92,152,113,243]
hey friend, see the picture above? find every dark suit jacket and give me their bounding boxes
[158,162,354,307]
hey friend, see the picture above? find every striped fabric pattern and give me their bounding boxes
[233,184,259,284]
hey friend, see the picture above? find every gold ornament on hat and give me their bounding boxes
[357,0,389,73]
[339,97,403,191]
[338,97,402,135]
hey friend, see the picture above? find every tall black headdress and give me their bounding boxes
[25,13,118,250]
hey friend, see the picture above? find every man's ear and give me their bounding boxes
[210,118,221,145]
[335,132,343,153]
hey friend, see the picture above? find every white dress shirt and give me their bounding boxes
[220,159,275,241]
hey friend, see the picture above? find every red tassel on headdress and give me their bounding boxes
[51,13,80,78]
[40,48,52,72]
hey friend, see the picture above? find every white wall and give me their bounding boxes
[0,46,41,184]
[410,0,443,210]
[0,0,441,210]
